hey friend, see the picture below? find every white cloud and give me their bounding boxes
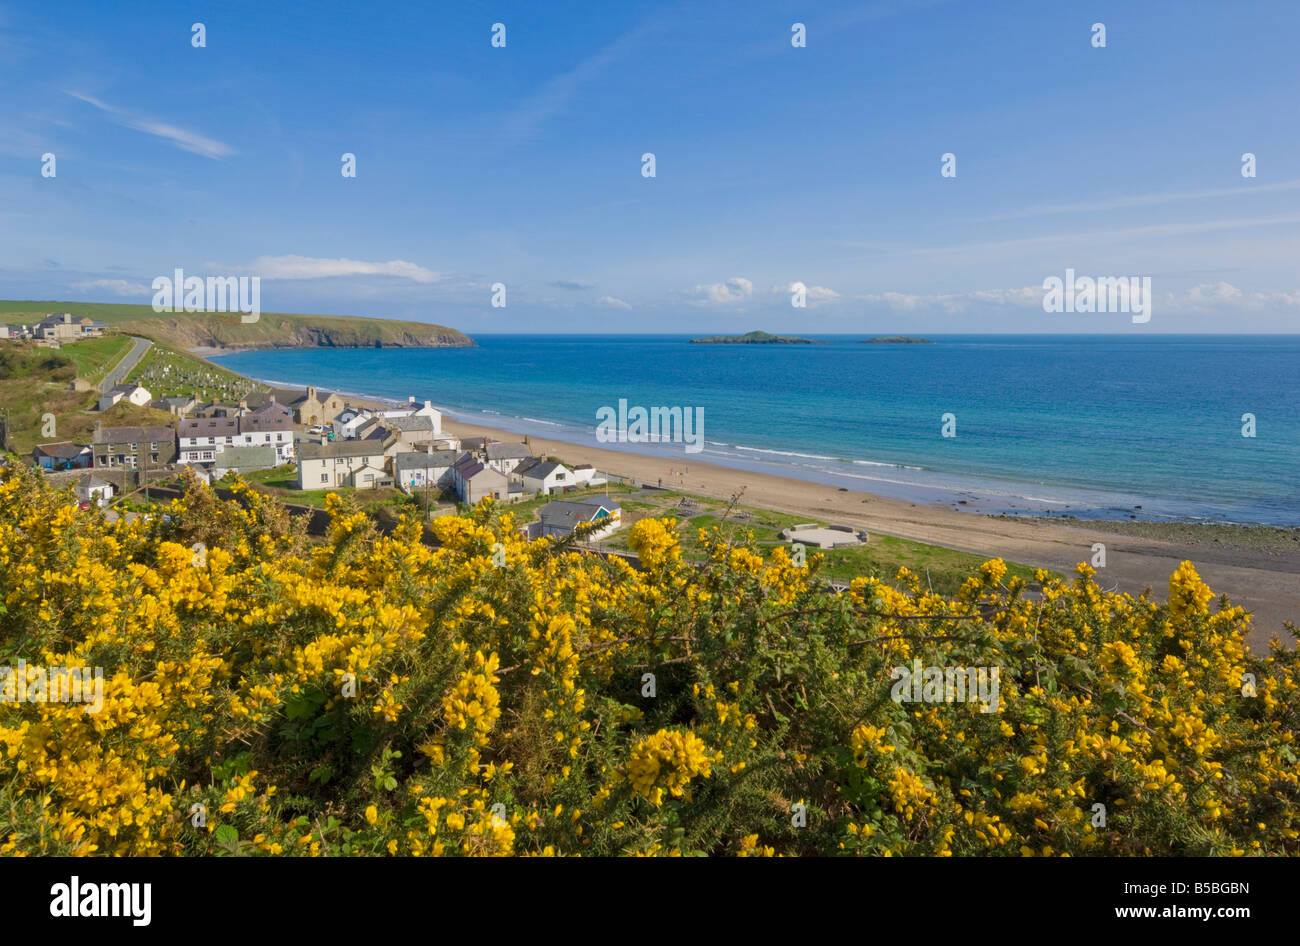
[852,281,1300,316]
[72,278,152,296]
[67,92,235,159]
[597,295,631,309]
[782,282,839,303]
[859,287,1042,312]
[1178,282,1300,309]
[248,255,442,283]
[688,276,753,304]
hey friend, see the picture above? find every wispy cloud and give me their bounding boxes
[72,278,152,297]
[67,92,235,159]
[496,22,660,144]
[597,295,631,309]
[983,179,1300,222]
[247,254,441,283]
[843,213,1300,261]
[552,280,594,290]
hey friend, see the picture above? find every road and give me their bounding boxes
[99,336,153,393]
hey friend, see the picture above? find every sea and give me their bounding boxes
[209,335,1300,526]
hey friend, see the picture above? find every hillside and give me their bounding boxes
[0,301,474,352]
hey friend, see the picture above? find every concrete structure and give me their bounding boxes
[92,425,176,470]
[779,523,867,549]
[569,464,606,487]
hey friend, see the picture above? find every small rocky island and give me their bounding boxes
[860,336,933,344]
[691,330,818,344]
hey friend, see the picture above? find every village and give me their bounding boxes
[28,360,623,542]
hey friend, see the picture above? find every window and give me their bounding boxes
[150,442,158,450]
[321,474,328,483]
[556,473,566,481]
[130,443,138,452]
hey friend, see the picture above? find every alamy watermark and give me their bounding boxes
[2,660,104,713]
[152,268,260,323]
[890,659,1000,713]
[1042,268,1150,323]
[595,399,703,453]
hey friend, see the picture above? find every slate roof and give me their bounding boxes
[33,441,91,459]
[486,442,532,461]
[92,425,174,445]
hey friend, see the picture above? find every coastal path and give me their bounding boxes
[99,335,153,393]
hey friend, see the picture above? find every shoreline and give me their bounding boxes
[192,355,1300,651]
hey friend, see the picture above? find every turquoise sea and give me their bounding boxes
[210,335,1300,526]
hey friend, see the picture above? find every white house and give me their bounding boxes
[297,437,398,490]
[380,397,443,430]
[394,450,460,491]
[515,459,572,496]
[98,383,152,412]
[333,407,375,440]
[485,442,534,475]
[178,410,294,465]
[177,417,239,464]
[75,474,114,507]
[235,407,295,463]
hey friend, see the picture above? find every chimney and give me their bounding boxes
[408,395,416,405]
[307,386,317,400]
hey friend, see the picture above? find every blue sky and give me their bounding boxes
[2,0,1299,333]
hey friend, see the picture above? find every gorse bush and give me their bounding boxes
[0,461,1296,856]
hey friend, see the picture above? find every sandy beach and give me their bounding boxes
[198,370,1299,653]
[438,416,1299,653]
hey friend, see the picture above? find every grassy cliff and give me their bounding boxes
[0,301,474,351]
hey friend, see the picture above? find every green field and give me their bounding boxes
[58,335,134,386]
[0,301,472,352]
